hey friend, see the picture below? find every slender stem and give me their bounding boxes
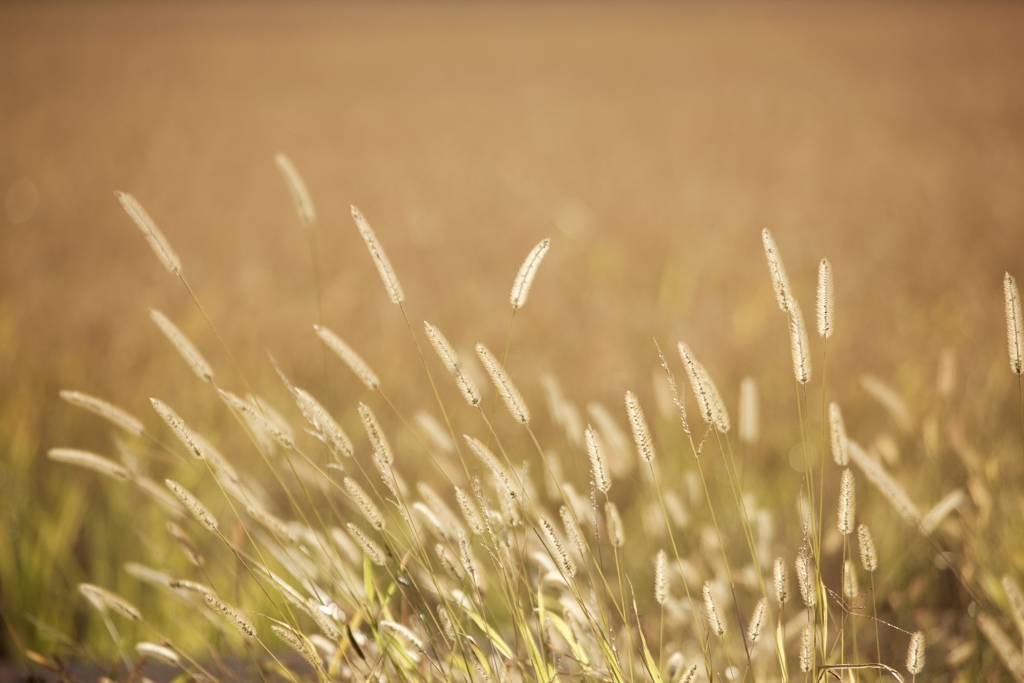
[1018,375,1023,460]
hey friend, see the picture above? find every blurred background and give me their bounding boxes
[2,0,1024,672]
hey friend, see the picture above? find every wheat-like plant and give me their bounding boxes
[43,169,1024,682]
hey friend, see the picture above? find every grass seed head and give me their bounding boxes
[510,238,551,310]
[817,257,835,338]
[424,321,480,406]
[762,227,794,313]
[316,326,380,391]
[838,468,856,535]
[702,581,725,636]
[351,205,404,304]
[476,342,530,424]
[1005,272,1023,374]
[274,153,316,229]
[59,390,144,435]
[858,523,879,573]
[773,556,789,605]
[150,309,213,382]
[747,597,767,643]
[625,391,655,463]
[48,448,131,481]
[907,630,926,674]
[115,191,182,276]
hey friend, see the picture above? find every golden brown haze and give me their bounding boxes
[2,1,1024,679]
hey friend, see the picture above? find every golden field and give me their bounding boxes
[2,2,1024,680]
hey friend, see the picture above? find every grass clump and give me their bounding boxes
[17,156,1024,682]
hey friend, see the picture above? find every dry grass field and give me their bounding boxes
[2,2,1024,680]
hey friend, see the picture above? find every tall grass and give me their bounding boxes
[13,158,1024,681]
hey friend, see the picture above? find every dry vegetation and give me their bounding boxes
[2,2,1024,681]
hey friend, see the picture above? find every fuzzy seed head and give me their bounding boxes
[539,516,576,578]
[60,390,144,436]
[838,468,856,535]
[625,391,656,463]
[476,343,530,424]
[351,205,404,304]
[273,624,322,671]
[559,505,586,561]
[773,557,789,605]
[654,550,668,605]
[424,321,480,405]
[165,479,218,533]
[738,378,759,444]
[655,339,689,435]
[274,153,316,229]
[703,582,725,636]
[135,642,180,665]
[817,257,835,338]
[379,620,425,652]
[829,402,849,466]
[799,622,814,672]
[789,301,812,385]
[665,653,685,683]
[747,597,767,643]
[1006,273,1023,375]
[79,583,141,621]
[848,440,921,526]
[457,529,479,586]
[205,595,255,638]
[150,310,213,382]
[344,478,386,530]
[605,501,625,548]
[858,523,879,573]
[48,448,131,481]
[678,342,730,431]
[844,560,860,600]
[347,523,386,566]
[358,402,394,466]
[464,435,517,500]
[292,387,353,457]
[115,191,181,276]
[455,486,485,535]
[510,238,551,310]
[762,227,794,313]
[585,425,611,494]
[316,326,380,390]
[795,547,816,608]
[906,631,926,674]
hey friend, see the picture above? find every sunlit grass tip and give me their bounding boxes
[789,301,812,384]
[761,227,794,313]
[476,342,530,424]
[48,448,131,481]
[817,257,835,338]
[702,581,725,636]
[424,321,481,406]
[315,325,380,391]
[115,191,182,276]
[510,237,551,310]
[164,479,219,533]
[1006,272,1023,375]
[351,205,404,305]
[625,391,655,463]
[585,424,611,494]
[150,309,214,382]
[906,631,926,675]
[59,390,144,436]
[78,583,141,621]
[274,153,316,229]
